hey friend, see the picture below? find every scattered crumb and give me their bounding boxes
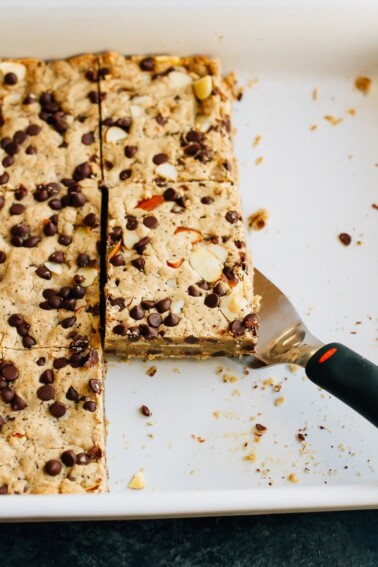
[255,156,264,166]
[189,469,195,476]
[224,71,243,101]
[263,377,275,387]
[372,203,378,211]
[243,453,256,462]
[310,124,317,131]
[146,420,155,426]
[287,364,298,374]
[339,232,352,246]
[246,78,259,89]
[213,410,221,419]
[354,76,371,96]
[223,374,238,383]
[348,154,353,160]
[146,365,157,377]
[128,470,145,490]
[273,384,282,393]
[172,367,180,374]
[324,115,343,126]
[232,389,241,397]
[288,472,299,483]
[243,368,250,376]
[254,424,268,435]
[274,396,285,407]
[253,135,262,148]
[297,433,306,442]
[356,240,363,246]
[139,405,152,417]
[312,87,318,100]
[347,108,356,116]
[215,366,224,376]
[248,208,269,231]
[146,433,154,439]
[191,434,206,443]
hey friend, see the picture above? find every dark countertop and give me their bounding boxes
[0,510,377,566]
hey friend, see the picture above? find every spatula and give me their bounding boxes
[240,269,378,427]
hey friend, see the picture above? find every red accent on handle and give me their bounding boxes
[319,347,337,364]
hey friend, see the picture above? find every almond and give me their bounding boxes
[137,194,164,211]
[207,243,228,263]
[169,71,192,89]
[167,258,184,269]
[193,75,213,100]
[105,126,128,143]
[189,246,223,282]
[128,470,145,490]
[44,261,63,275]
[174,227,203,243]
[220,291,248,321]
[76,267,98,288]
[0,62,26,81]
[123,231,140,249]
[155,163,178,181]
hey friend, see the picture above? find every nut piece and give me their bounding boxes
[220,291,249,321]
[168,71,193,89]
[155,163,178,181]
[248,208,269,231]
[196,115,212,133]
[130,105,142,118]
[189,244,227,282]
[44,261,63,275]
[105,126,128,143]
[174,227,203,244]
[123,231,140,249]
[207,243,228,264]
[76,267,98,287]
[128,470,145,490]
[193,75,213,100]
[137,195,164,211]
[171,299,184,314]
[0,62,26,81]
[167,258,184,269]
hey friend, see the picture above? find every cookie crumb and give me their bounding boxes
[146,365,157,377]
[253,135,262,148]
[372,203,378,211]
[354,76,371,96]
[339,232,352,246]
[255,156,264,166]
[191,434,206,443]
[312,87,318,100]
[248,208,269,231]
[288,472,299,483]
[140,405,152,417]
[324,115,343,126]
[243,453,256,462]
[128,470,145,490]
[310,124,317,131]
[274,396,285,407]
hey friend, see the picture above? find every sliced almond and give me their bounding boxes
[105,126,128,143]
[171,299,184,314]
[207,243,228,263]
[220,292,248,321]
[0,62,26,81]
[167,278,177,288]
[193,76,213,100]
[76,267,98,288]
[196,114,212,133]
[168,71,193,89]
[130,105,142,118]
[189,246,223,282]
[44,262,63,275]
[167,258,184,269]
[174,227,203,243]
[155,163,178,181]
[128,470,145,490]
[123,231,140,249]
[137,194,164,211]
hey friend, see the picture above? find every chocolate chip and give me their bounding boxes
[140,57,155,71]
[8,313,24,327]
[110,253,125,266]
[36,265,51,280]
[225,211,240,224]
[185,130,204,144]
[25,145,36,156]
[85,69,98,82]
[140,325,159,339]
[58,234,72,246]
[88,90,100,103]
[83,400,96,412]
[113,324,127,336]
[204,293,220,308]
[13,130,27,144]
[61,298,76,311]
[4,141,19,155]
[147,313,162,328]
[43,221,57,236]
[164,313,180,327]
[82,213,97,228]
[134,236,151,254]
[40,369,54,384]
[201,196,214,205]
[4,72,17,85]
[143,216,158,229]
[0,415,4,429]
[119,169,132,181]
[61,450,76,467]
[1,387,14,403]
[229,320,245,337]
[22,335,36,348]
[184,142,202,157]
[152,153,168,165]
[89,379,102,394]
[2,155,14,168]
[77,253,89,267]
[0,251,5,264]
[73,161,92,181]
[116,117,131,131]
[76,453,91,465]
[49,401,66,418]
[124,145,138,158]
[163,187,178,201]
[16,322,30,336]
[66,386,79,402]
[197,280,210,290]
[9,203,24,215]
[213,282,226,297]
[26,124,41,136]
[60,316,77,329]
[2,365,18,381]
[44,460,62,476]
[141,300,155,310]
[81,131,95,145]
[126,215,138,230]
[0,173,9,185]
[140,405,152,416]
[53,357,69,369]
[37,384,55,401]
[127,326,141,341]
[48,198,62,211]
[156,114,168,126]
[188,285,201,297]
[155,298,171,313]
[11,394,27,411]
[130,257,145,271]
[185,335,200,344]
[23,94,36,105]
[36,357,46,367]
[223,266,238,283]
[339,232,352,246]
[130,305,145,320]
[24,235,41,248]
[71,285,86,299]
[71,192,87,207]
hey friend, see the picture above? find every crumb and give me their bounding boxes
[232,389,241,397]
[372,203,378,210]
[191,434,206,443]
[146,433,154,438]
[287,364,298,374]
[146,420,155,426]
[263,377,275,387]
[223,374,238,383]
[246,78,259,89]
[254,423,268,434]
[253,135,262,148]
[288,472,299,483]
[310,124,317,131]
[356,240,363,246]
[339,232,352,246]
[189,469,195,476]
[297,433,306,442]
[255,156,264,166]
[243,368,250,376]
[243,453,256,462]
[273,384,282,392]
[213,410,221,419]
[172,367,180,374]
[274,396,285,407]
[248,208,269,231]
[128,470,145,490]
[312,88,318,100]
[347,108,356,116]
[215,366,224,376]
[348,154,353,160]
[354,76,371,95]
[140,405,152,417]
[324,115,343,126]
[146,365,157,377]
[224,71,243,101]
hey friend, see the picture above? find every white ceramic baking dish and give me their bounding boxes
[1,0,377,521]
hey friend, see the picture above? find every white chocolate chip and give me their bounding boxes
[171,299,185,314]
[76,267,98,288]
[123,231,140,249]
[189,245,223,282]
[207,243,228,264]
[193,75,213,100]
[44,262,63,275]
[220,292,249,321]
[105,126,128,143]
[0,62,26,81]
[155,163,178,181]
[130,105,142,118]
[167,278,177,288]
[168,71,193,89]
[132,95,152,106]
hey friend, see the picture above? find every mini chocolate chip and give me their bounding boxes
[66,386,79,402]
[130,305,145,320]
[61,450,76,467]
[204,293,220,308]
[110,253,125,266]
[185,335,200,344]
[76,453,91,465]
[119,169,132,181]
[156,113,168,126]
[4,141,19,155]
[12,131,26,145]
[164,313,180,327]
[229,320,245,337]
[143,216,158,229]
[37,384,55,401]
[125,216,138,230]
[36,265,51,280]
[0,173,9,185]
[25,144,37,155]
[60,316,77,329]
[141,300,155,310]
[40,369,54,384]
[49,251,64,263]
[4,72,17,85]
[184,142,202,157]
[81,132,95,145]
[2,155,14,168]
[223,266,238,283]
[77,253,89,267]
[53,357,69,369]
[155,298,171,313]
[73,162,91,181]
[89,379,102,394]
[85,69,98,82]
[113,324,127,336]
[188,285,201,297]
[201,196,214,204]
[140,57,155,71]
[124,145,138,158]
[49,401,66,418]
[131,257,145,271]
[8,313,24,327]
[213,282,226,297]
[163,187,178,201]
[152,153,168,165]
[83,212,97,227]
[23,335,36,348]
[2,365,18,381]
[140,405,152,417]
[14,186,27,200]
[225,211,240,224]
[83,400,96,412]
[134,236,151,254]
[11,394,27,411]
[44,460,62,476]
[339,232,352,246]
[36,357,46,367]
[147,313,162,328]
[0,251,5,264]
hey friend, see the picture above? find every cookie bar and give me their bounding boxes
[0,347,106,494]
[105,182,258,357]
[0,180,101,350]
[0,55,101,187]
[98,53,237,187]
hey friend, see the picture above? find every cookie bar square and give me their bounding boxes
[0,55,101,187]
[0,347,106,494]
[105,182,258,357]
[0,180,101,350]
[99,53,237,187]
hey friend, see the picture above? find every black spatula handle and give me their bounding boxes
[306,342,378,427]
